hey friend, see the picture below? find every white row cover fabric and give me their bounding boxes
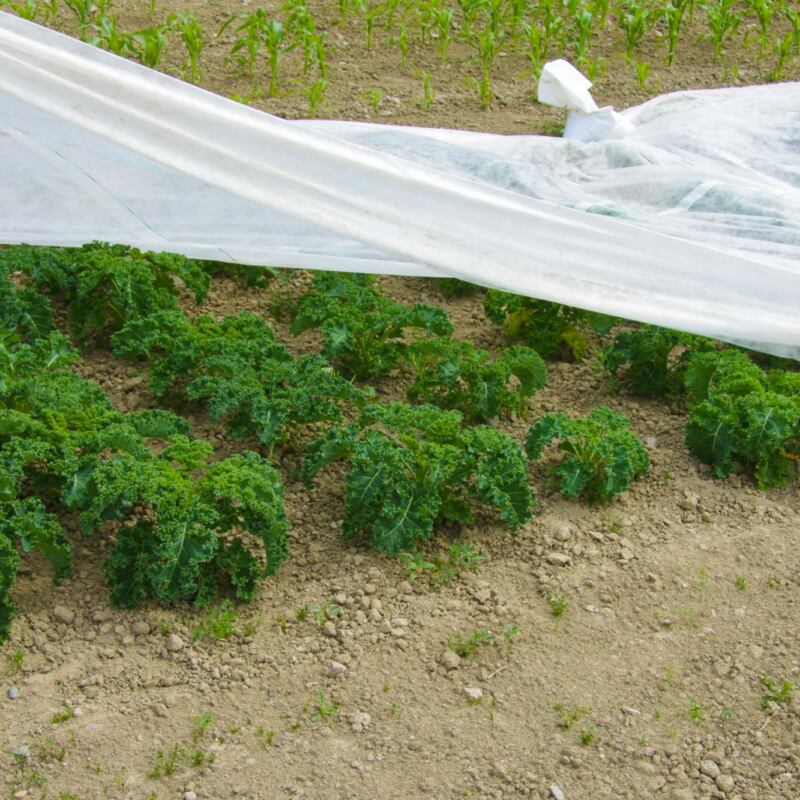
[0,12,799,358]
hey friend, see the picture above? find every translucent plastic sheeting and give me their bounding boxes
[0,13,799,358]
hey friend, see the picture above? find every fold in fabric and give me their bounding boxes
[0,13,798,357]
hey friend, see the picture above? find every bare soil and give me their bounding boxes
[2,5,799,800]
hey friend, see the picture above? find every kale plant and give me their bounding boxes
[406,338,547,422]
[599,325,712,397]
[5,242,210,342]
[83,450,288,608]
[484,290,615,360]
[525,407,650,502]
[0,322,288,641]
[684,350,799,489]
[290,272,453,379]
[113,310,364,451]
[303,402,533,554]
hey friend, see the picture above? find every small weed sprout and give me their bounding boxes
[579,723,597,746]
[148,744,182,778]
[547,594,568,617]
[51,704,76,725]
[761,676,794,709]
[687,699,706,723]
[7,648,24,674]
[555,704,590,730]
[446,627,494,659]
[191,711,213,743]
[311,690,340,722]
[255,725,275,748]
[735,575,747,591]
[192,600,238,642]
[502,623,520,654]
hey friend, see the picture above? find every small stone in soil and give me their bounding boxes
[165,633,184,652]
[184,792,198,800]
[700,760,720,779]
[53,605,75,625]
[322,621,337,638]
[463,687,483,702]
[7,686,19,700]
[440,651,461,670]
[550,785,566,800]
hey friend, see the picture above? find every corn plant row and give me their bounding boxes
[4,0,798,111]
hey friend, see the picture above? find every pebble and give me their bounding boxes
[132,621,151,636]
[322,622,337,638]
[716,775,735,793]
[53,605,75,625]
[546,553,571,566]
[463,687,483,702]
[7,686,19,700]
[327,660,347,676]
[184,793,198,800]
[348,711,371,732]
[700,760,720,779]
[440,651,461,670]
[550,785,566,800]
[165,634,184,652]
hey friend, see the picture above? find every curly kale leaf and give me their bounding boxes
[526,407,650,502]
[684,351,799,488]
[599,325,712,397]
[0,265,56,341]
[304,402,532,554]
[0,533,20,642]
[291,273,453,379]
[197,453,288,578]
[407,338,546,422]
[115,311,364,449]
[484,290,613,361]
[92,449,289,607]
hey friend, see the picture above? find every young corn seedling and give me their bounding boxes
[364,1,383,50]
[218,9,272,76]
[8,0,45,21]
[396,24,410,64]
[663,0,688,65]
[591,0,610,28]
[64,0,101,37]
[420,69,435,109]
[363,88,384,114]
[169,10,205,83]
[312,32,328,78]
[264,20,288,96]
[133,25,170,69]
[704,0,742,59]
[744,0,775,58]
[635,59,650,90]
[89,16,139,58]
[434,6,454,62]
[572,4,594,63]
[304,78,328,114]
[618,0,654,60]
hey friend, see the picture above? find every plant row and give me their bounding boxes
[5,0,799,112]
[2,243,797,644]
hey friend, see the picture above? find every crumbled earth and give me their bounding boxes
[2,5,799,800]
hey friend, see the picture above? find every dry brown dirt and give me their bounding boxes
[2,4,799,800]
